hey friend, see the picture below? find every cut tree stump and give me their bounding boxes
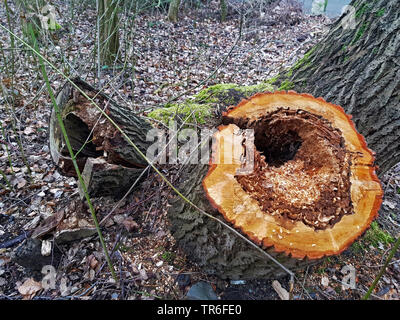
[168,91,383,279]
[49,77,153,198]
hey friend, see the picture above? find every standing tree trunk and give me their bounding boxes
[167,0,181,23]
[277,0,400,175]
[220,0,227,22]
[98,0,120,67]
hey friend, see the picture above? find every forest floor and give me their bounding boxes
[0,1,399,300]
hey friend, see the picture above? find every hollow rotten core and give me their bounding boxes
[234,108,354,230]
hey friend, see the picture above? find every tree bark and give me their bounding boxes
[168,0,396,280]
[98,0,120,66]
[167,0,181,23]
[220,0,227,23]
[277,0,400,175]
[168,164,315,280]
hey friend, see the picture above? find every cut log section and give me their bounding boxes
[49,78,153,198]
[169,91,383,279]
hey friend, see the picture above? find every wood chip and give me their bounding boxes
[272,280,289,300]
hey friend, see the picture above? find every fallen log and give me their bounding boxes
[49,77,153,198]
[168,91,383,279]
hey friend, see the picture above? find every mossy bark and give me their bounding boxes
[148,82,275,126]
[275,0,400,175]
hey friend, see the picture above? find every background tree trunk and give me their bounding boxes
[98,0,120,66]
[167,0,181,23]
[276,0,400,175]
[220,0,227,22]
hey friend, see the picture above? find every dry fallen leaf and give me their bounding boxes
[23,126,35,135]
[17,278,42,299]
[88,254,99,270]
[32,209,65,238]
[17,178,27,189]
[122,218,139,232]
[139,268,148,281]
[383,288,398,300]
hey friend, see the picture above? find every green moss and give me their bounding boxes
[279,80,294,91]
[365,221,395,247]
[194,82,274,105]
[194,83,239,103]
[316,266,326,274]
[355,3,371,19]
[148,82,275,126]
[236,82,275,95]
[293,47,315,71]
[161,251,176,263]
[376,8,385,17]
[265,47,315,85]
[352,22,369,44]
[148,101,213,125]
[265,75,279,85]
[351,221,395,253]
[351,241,364,254]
